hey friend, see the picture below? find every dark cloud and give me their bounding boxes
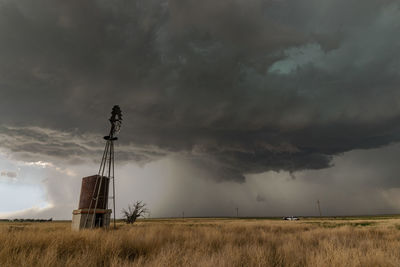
[1,0,400,181]
[0,125,166,166]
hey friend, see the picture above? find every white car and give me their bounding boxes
[283,216,299,221]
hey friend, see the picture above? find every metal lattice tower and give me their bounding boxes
[84,105,122,229]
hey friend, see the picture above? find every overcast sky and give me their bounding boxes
[1,0,400,219]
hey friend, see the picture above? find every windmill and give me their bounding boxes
[72,105,122,230]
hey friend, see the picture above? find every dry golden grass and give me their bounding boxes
[1,217,400,266]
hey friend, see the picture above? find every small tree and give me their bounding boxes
[122,201,149,224]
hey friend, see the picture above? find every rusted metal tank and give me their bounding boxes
[78,175,110,210]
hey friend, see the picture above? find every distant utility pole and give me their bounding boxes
[182,211,185,220]
[317,200,322,217]
[236,207,239,218]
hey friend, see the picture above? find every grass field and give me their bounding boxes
[1,217,400,266]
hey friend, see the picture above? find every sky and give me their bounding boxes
[1,0,400,219]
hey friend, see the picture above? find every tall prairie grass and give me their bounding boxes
[1,218,400,266]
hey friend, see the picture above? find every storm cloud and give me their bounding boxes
[1,0,400,182]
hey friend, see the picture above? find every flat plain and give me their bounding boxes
[1,216,400,267]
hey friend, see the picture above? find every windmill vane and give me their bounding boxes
[105,105,123,140]
[110,105,122,123]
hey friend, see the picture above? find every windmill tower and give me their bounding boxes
[72,105,122,230]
